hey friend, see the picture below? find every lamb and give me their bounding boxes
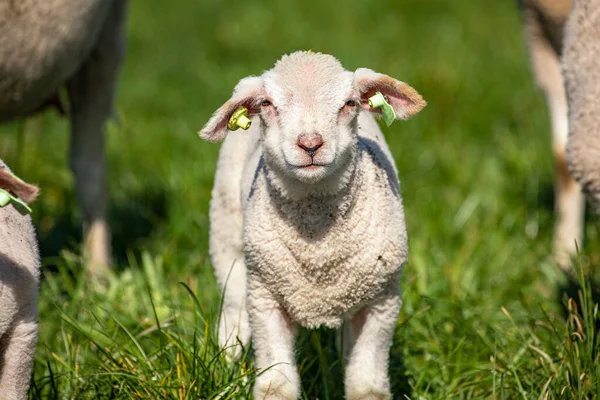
[0,160,41,400]
[518,0,586,268]
[200,51,426,400]
[0,0,128,277]
[562,0,600,213]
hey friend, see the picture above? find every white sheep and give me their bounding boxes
[200,51,426,400]
[563,0,600,213]
[0,160,40,400]
[519,0,585,268]
[0,0,128,276]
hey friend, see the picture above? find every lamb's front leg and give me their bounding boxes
[0,302,38,400]
[345,291,401,400]
[248,282,299,400]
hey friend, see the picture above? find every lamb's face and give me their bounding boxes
[200,51,427,195]
[259,54,358,184]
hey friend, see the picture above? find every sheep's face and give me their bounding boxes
[259,53,358,184]
[200,51,426,194]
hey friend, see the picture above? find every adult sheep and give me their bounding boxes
[0,160,40,400]
[0,0,128,276]
[200,51,426,400]
[562,0,600,214]
[518,0,585,269]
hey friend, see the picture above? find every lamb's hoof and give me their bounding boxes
[254,369,299,400]
[346,388,391,400]
[254,385,297,400]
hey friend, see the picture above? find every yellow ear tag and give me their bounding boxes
[227,107,252,131]
[368,92,396,127]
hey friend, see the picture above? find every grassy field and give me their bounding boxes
[0,0,599,398]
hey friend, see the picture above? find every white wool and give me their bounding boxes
[201,51,426,399]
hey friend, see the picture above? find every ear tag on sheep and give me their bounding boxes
[0,189,32,215]
[368,92,396,127]
[227,107,252,131]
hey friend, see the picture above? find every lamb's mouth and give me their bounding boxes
[295,162,328,169]
[285,158,332,170]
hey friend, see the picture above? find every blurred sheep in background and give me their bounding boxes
[0,0,128,278]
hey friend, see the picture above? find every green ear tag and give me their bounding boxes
[368,92,396,127]
[227,107,252,131]
[0,189,32,215]
[0,190,10,207]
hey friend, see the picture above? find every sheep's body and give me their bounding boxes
[214,112,406,329]
[0,0,108,117]
[0,160,40,400]
[519,0,585,268]
[203,52,425,400]
[563,0,600,212]
[245,129,406,329]
[0,0,128,276]
[211,109,405,400]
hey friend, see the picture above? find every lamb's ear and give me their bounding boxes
[0,169,39,204]
[354,68,426,120]
[199,76,263,142]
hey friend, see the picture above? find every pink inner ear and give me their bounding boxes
[391,96,412,107]
[360,85,413,108]
[203,96,261,141]
[223,98,261,126]
[357,76,426,119]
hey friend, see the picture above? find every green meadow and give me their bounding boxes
[0,0,598,398]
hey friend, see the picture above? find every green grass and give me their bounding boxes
[0,0,598,398]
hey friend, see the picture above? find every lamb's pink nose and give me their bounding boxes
[297,132,323,157]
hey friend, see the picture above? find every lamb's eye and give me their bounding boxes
[261,100,272,107]
[345,100,356,107]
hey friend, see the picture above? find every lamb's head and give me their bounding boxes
[200,51,426,194]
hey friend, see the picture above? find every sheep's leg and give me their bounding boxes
[249,284,299,400]
[544,60,585,269]
[523,12,585,269]
[213,249,250,358]
[209,181,250,356]
[67,0,127,278]
[0,318,38,400]
[210,186,250,357]
[209,134,259,357]
[344,292,400,400]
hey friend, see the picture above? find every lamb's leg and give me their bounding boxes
[544,58,585,269]
[248,284,299,400]
[0,319,38,400]
[212,242,250,358]
[209,152,252,357]
[523,10,585,269]
[344,292,400,400]
[67,0,127,278]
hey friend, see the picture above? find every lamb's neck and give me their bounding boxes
[264,153,364,225]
